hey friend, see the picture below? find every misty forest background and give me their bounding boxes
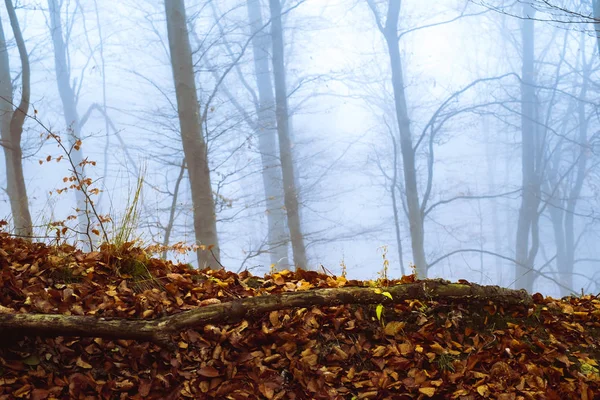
[0,0,598,298]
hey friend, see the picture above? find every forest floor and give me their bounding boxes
[0,231,599,399]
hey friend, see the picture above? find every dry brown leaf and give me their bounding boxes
[198,366,220,377]
[75,357,92,369]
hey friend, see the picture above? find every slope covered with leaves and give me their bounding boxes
[0,232,599,399]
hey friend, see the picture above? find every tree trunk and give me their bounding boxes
[514,2,539,292]
[389,133,405,276]
[548,195,568,294]
[47,0,91,249]
[562,36,591,296]
[380,0,427,278]
[484,118,503,283]
[593,0,600,56]
[268,0,307,270]
[247,0,289,270]
[165,0,220,269]
[0,0,32,238]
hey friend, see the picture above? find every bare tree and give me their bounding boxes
[514,2,542,292]
[0,0,32,238]
[47,0,95,248]
[537,0,599,54]
[543,31,599,296]
[369,116,407,276]
[164,0,220,269]
[203,0,291,270]
[473,0,600,60]
[366,0,427,277]
[268,0,307,270]
[245,0,289,270]
[204,0,373,272]
[477,0,600,293]
[595,0,600,54]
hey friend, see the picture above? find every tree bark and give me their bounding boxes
[0,0,32,238]
[165,0,220,269]
[47,0,92,249]
[268,0,307,270]
[0,281,532,348]
[247,0,289,270]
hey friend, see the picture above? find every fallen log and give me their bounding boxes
[0,280,531,349]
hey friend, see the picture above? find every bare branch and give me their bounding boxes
[424,189,522,217]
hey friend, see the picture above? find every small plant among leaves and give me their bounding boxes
[373,288,393,326]
[33,113,155,259]
[377,245,390,284]
[369,246,395,326]
[115,247,152,279]
[39,129,109,250]
[339,257,347,278]
[409,262,418,280]
[111,169,145,248]
[48,265,83,284]
[436,352,457,372]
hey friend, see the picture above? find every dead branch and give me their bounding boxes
[0,280,531,349]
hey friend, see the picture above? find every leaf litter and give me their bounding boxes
[0,232,599,399]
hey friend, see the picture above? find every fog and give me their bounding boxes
[0,0,598,297]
